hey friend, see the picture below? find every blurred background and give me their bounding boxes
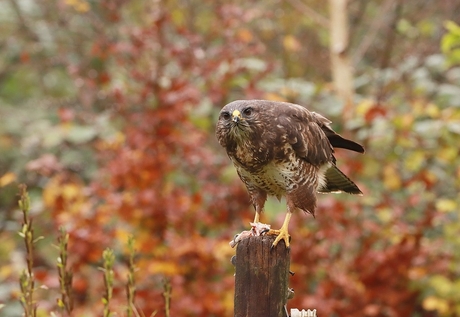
[1,0,460,316]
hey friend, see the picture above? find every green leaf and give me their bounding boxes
[444,21,460,36]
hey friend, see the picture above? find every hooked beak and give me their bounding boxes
[232,109,242,123]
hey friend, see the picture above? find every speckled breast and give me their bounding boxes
[234,157,317,198]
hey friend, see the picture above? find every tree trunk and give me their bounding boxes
[329,0,354,120]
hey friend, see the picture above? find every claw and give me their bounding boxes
[260,228,270,235]
[229,230,252,248]
[250,222,271,236]
[268,211,292,248]
[229,222,272,248]
[267,228,290,248]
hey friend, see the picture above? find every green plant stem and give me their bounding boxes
[18,184,37,317]
[57,227,74,316]
[102,248,115,317]
[126,236,136,317]
[162,278,171,317]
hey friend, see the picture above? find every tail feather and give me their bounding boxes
[318,165,362,195]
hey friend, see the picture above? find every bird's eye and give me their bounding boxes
[243,107,253,116]
[221,112,231,120]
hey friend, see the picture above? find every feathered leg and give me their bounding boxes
[268,190,315,248]
[251,189,267,223]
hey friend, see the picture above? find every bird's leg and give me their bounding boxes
[251,190,267,224]
[230,191,268,247]
[267,196,296,248]
[268,211,292,248]
[253,208,261,223]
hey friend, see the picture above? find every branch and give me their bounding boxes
[352,0,397,66]
[285,0,329,29]
[8,0,40,42]
[379,0,404,70]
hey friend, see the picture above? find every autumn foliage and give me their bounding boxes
[1,1,460,317]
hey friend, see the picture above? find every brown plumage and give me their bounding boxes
[215,100,364,247]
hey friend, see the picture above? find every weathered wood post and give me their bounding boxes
[234,235,290,317]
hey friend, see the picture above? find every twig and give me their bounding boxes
[285,0,329,29]
[8,0,39,42]
[126,236,137,317]
[56,227,74,316]
[17,184,39,317]
[375,0,404,103]
[378,0,403,70]
[352,0,397,65]
[162,278,172,317]
[101,248,115,317]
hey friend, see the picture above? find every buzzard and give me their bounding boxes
[215,100,364,248]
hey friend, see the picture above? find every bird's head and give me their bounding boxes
[216,100,261,146]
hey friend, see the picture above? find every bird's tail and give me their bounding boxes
[318,165,362,195]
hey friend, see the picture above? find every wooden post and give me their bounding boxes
[234,235,291,317]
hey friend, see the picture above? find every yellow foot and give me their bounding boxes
[267,228,290,248]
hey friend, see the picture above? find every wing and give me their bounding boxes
[311,112,365,153]
[277,105,334,166]
[277,104,363,195]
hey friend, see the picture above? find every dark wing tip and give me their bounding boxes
[327,134,365,153]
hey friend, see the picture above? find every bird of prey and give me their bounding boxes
[215,100,364,248]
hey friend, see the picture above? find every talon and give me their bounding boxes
[250,222,271,236]
[268,211,292,248]
[260,228,270,235]
[229,230,253,248]
[267,228,290,248]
